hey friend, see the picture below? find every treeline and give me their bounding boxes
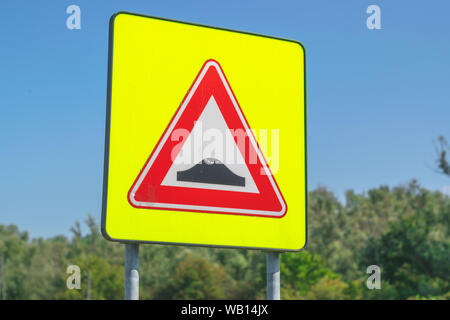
[0,180,448,299]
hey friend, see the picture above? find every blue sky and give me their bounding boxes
[1,1,449,238]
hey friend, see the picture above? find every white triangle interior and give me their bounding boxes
[161,95,259,194]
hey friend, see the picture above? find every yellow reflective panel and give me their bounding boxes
[102,12,306,251]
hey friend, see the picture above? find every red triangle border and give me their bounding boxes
[127,60,287,218]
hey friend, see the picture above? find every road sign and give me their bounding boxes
[102,12,307,251]
[129,60,286,217]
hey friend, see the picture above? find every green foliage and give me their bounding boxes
[0,182,448,300]
[360,188,450,299]
[280,251,346,299]
[156,253,233,299]
[437,136,450,176]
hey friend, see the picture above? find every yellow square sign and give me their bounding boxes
[101,12,307,251]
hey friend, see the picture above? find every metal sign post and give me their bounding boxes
[266,252,281,300]
[125,243,139,300]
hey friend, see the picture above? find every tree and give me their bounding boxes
[360,188,450,299]
[1,181,449,300]
[279,251,348,299]
[436,135,450,177]
[155,253,234,299]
